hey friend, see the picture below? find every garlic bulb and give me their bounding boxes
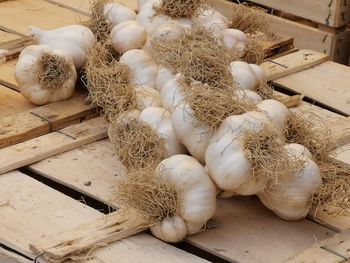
[104,3,137,28]
[140,107,187,156]
[230,61,265,90]
[235,90,262,105]
[120,49,158,89]
[205,111,272,195]
[194,8,228,36]
[15,45,77,105]
[156,67,175,91]
[171,102,213,163]
[110,20,147,54]
[150,154,217,242]
[135,86,162,108]
[30,25,95,69]
[258,143,322,220]
[137,0,163,34]
[222,29,247,57]
[149,22,184,44]
[257,99,290,130]
[160,73,186,111]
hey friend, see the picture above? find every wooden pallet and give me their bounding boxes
[239,0,350,64]
[0,1,350,263]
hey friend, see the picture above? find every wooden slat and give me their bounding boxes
[248,0,350,28]
[0,117,107,175]
[0,60,16,89]
[0,171,208,263]
[0,84,35,117]
[274,60,350,116]
[0,30,19,44]
[0,93,96,149]
[261,49,330,81]
[0,0,87,36]
[286,229,350,262]
[0,248,31,263]
[44,0,138,14]
[188,198,333,263]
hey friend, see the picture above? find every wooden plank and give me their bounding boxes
[188,198,333,263]
[274,60,350,116]
[248,0,350,28]
[0,30,19,44]
[0,84,35,117]
[0,117,107,175]
[266,14,350,64]
[0,93,96,149]
[30,209,148,263]
[0,60,17,89]
[0,0,87,36]
[261,49,330,81]
[286,229,350,262]
[0,171,208,263]
[45,0,138,14]
[0,248,31,263]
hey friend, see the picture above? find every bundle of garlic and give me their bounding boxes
[30,25,95,69]
[116,154,217,242]
[15,45,77,105]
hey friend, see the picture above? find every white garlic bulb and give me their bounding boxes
[235,90,263,105]
[257,99,290,131]
[160,73,186,111]
[135,86,162,109]
[104,3,137,28]
[258,143,322,220]
[110,20,147,54]
[230,61,265,90]
[30,25,95,69]
[205,111,272,195]
[140,107,187,156]
[120,49,158,89]
[171,102,213,163]
[150,154,217,242]
[15,45,77,105]
[194,8,228,36]
[222,29,247,57]
[156,67,175,92]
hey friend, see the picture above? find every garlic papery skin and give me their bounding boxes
[120,49,158,89]
[194,8,228,36]
[222,29,247,58]
[15,45,76,105]
[249,63,265,82]
[137,0,162,34]
[235,90,262,105]
[156,67,175,92]
[257,99,290,131]
[140,107,187,156]
[258,144,322,220]
[150,215,187,243]
[149,22,183,44]
[160,73,186,111]
[171,102,213,163]
[135,86,162,108]
[150,154,216,242]
[205,111,270,194]
[104,3,137,28]
[230,61,260,90]
[30,25,95,69]
[110,20,147,54]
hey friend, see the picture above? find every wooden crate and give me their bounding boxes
[247,0,350,28]
[214,0,350,65]
[0,1,350,263]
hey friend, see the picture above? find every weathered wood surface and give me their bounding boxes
[0,117,107,175]
[0,170,209,263]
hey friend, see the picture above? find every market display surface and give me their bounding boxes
[0,0,349,262]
